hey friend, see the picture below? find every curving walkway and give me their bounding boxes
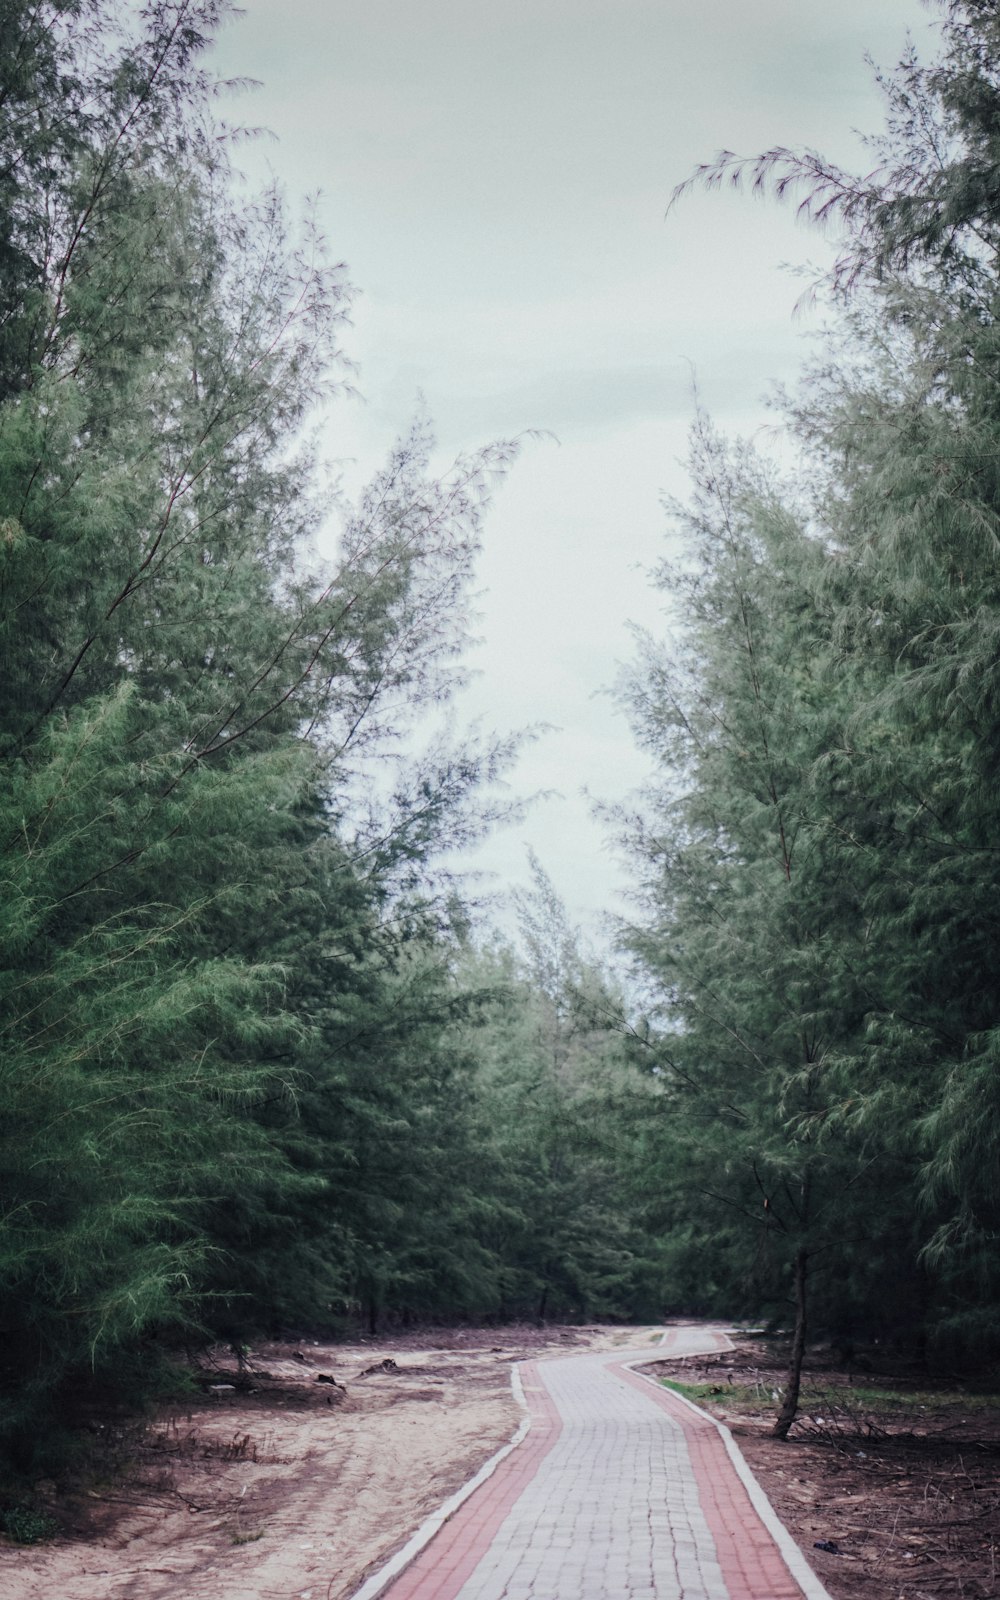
[354,1325,831,1600]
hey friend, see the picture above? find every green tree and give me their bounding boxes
[449,860,665,1325]
[641,0,1000,1391]
[618,416,919,1431]
[703,0,1000,1352]
[0,0,521,1465]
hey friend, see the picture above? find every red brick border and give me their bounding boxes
[380,1360,563,1600]
[611,1363,805,1600]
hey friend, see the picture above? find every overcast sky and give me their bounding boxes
[212,0,929,949]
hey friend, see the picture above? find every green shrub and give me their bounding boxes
[1,1506,59,1544]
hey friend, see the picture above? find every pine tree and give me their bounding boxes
[0,0,522,1463]
[644,0,1000,1379]
[445,861,664,1326]
[618,416,918,1430]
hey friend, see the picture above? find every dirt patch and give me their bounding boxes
[642,1337,1000,1600]
[0,1323,646,1600]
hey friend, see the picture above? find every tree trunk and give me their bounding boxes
[772,1245,808,1440]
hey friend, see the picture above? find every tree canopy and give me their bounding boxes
[620,0,1000,1428]
[8,0,1000,1473]
[0,0,660,1475]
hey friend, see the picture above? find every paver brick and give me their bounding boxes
[372,1327,826,1600]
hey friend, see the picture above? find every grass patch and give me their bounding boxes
[799,1383,1000,1413]
[660,1376,1000,1416]
[660,1378,763,1408]
[1,1506,59,1545]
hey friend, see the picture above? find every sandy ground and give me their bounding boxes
[0,1324,654,1600]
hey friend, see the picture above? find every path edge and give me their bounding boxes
[626,1357,836,1600]
[347,1364,531,1600]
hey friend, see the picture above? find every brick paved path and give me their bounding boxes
[361,1325,829,1600]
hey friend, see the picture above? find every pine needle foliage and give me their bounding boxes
[0,0,527,1468]
[626,0,1000,1413]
